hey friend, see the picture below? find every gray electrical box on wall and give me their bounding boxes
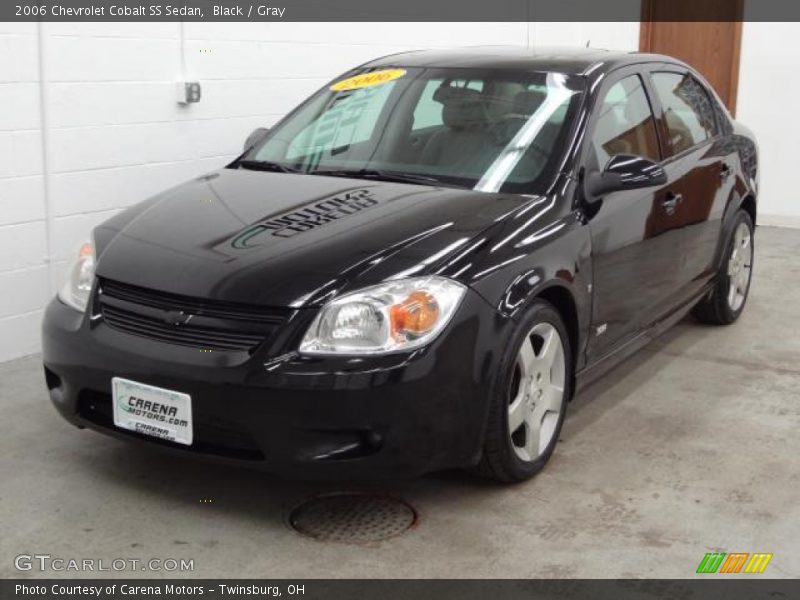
[176,81,202,104]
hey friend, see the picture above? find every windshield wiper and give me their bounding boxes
[238,159,301,174]
[239,162,451,187]
[309,168,443,187]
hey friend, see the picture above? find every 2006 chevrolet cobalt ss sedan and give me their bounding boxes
[43,48,758,482]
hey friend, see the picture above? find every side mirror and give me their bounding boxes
[585,154,667,199]
[243,127,270,151]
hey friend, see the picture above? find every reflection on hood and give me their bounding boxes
[93,168,533,307]
[217,188,378,256]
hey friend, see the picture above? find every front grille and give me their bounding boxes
[96,278,290,352]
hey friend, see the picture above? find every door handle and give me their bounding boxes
[661,192,682,215]
[720,163,732,181]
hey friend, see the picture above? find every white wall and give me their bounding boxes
[737,22,800,227]
[0,21,638,362]
[0,22,46,361]
[530,21,640,51]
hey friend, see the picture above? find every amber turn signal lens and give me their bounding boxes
[78,242,94,259]
[390,291,440,338]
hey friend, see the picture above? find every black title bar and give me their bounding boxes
[4,579,800,600]
[6,0,800,22]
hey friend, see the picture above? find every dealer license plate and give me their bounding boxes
[111,377,193,446]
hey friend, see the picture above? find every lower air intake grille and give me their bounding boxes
[96,278,290,352]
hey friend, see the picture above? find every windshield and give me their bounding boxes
[241,67,585,194]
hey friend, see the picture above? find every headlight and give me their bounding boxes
[299,276,466,355]
[58,238,96,312]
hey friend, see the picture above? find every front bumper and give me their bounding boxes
[41,289,507,479]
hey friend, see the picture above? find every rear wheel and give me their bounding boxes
[693,210,754,325]
[474,300,572,483]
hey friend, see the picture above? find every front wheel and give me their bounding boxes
[693,209,754,325]
[473,300,572,483]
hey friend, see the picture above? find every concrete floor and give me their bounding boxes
[1,226,798,579]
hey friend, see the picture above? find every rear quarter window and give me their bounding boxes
[651,72,718,156]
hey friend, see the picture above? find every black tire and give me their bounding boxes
[693,210,754,325]
[473,299,573,483]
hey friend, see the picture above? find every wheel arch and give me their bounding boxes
[713,189,757,274]
[536,285,578,359]
[533,283,580,400]
[741,193,757,226]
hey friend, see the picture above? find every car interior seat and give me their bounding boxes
[420,85,494,172]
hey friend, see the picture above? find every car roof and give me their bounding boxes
[362,46,684,76]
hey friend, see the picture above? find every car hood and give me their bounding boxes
[94,168,530,308]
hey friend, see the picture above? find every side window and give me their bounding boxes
[651,72,718,156]
[592,75,660,167]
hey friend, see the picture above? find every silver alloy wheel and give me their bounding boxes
[727,221,753,312]
[507,322,566,462]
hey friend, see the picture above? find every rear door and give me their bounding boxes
[584,68,684,362]
[646,68,732,299]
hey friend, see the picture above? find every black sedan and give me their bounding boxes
[43,47,758,482]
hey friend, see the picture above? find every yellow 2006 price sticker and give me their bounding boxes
[330,69,407,92]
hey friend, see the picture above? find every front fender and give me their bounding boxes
[438,196,592,370]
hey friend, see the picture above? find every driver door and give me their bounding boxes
[584,70,683,362]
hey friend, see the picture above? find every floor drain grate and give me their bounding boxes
[289,492,417,543]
